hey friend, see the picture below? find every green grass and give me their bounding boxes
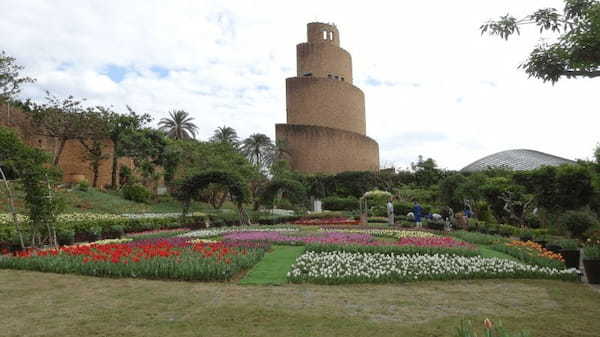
[478,245,520,262]
[1,185,214,215]
[240,246,305,285]
[2,270,600,337]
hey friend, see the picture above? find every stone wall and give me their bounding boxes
[296,43,353,83]
[276,124,379,173]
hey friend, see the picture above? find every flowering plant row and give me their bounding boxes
[222,231,374,246]
[287,251,578,284]
[125,228,192,240]
[0,238,270,281]
[291,218,360,226]
[182,227,299,238]
[304,243,479,257]
[320,228,438,239]
[489,241,566,270]
[506,240,564,261]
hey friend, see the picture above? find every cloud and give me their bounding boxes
[1,0,597,171]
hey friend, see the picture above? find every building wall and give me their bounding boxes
[276,124,379,174]
[296,43,353,83]
[286,77,366,135]
[0,101,132,187]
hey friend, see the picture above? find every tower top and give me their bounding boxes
[307,22,340,46]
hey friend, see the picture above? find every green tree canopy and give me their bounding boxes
[482,0,600,83]
[0,50,35,100]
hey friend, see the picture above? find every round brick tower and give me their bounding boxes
[276,22,380,173]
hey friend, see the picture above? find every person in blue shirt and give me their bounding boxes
[412,202,423,228]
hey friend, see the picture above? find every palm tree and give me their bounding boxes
[158,110,198,140]
[241,133,274,170]
[210,126,239,147]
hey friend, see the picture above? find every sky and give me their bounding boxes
[1,0,598,171]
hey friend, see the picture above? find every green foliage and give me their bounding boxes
[259,178,308,210]
[76,181,90,192]
[439,174,468,210]
[559,208,598,238]
[489,243,566,269]
[451,231,509,245]
[322,196,359,211]
[583,244,600,260]
[332,171,379,198]
[0,50,35,100]
[122,184,152,204]
[158,109,198,140]
[175,170,248,215]
[481,0,600,83]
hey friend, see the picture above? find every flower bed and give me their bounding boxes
[125,228,192,240]
[182,227,299,238]
[291,218,360,226]
[320,229,438,239]
[305,243,479,257]
[489,240,566,269]
[0,238,269,281]
[287,251,578,284]
[222,231,374,246]
[395,237,474,249]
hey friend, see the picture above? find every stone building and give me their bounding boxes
[0,101,131,187]
[276,22,380,174]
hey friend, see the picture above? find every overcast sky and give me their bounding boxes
[1,0,598,170]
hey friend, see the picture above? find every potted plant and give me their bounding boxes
[555,239,580,269]
[583,243,600,284]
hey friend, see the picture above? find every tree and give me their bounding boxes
[481,0,600,83]
[210,126,239,147]
[0,50,35,100]
[28,92,90,165]
[241,133,274,172]
[106,106,152,189]
[77,107,110,188]
[411,156,444,188]
[1,126,62,248]
[158,110,198,140]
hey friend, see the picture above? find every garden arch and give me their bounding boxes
[260,178,308,210]
[177,170,250,225]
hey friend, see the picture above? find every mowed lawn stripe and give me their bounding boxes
[240,245,305,285]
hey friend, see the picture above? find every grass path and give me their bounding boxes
[478,245,520,261]
[239,246,305,285]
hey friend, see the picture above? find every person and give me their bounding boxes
[412,202,423,228]
[386,198,394,226]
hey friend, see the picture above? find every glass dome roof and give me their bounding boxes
[461,149,575,172]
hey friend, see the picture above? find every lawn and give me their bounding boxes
[240,245,305,285]
[2,270,600,337]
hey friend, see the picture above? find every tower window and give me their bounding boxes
[341,77,345,81]
[334,75,339,80]
[328,74,332,79]
[329,31,334,40]
[303,72,312,77]
[322,31,328,40]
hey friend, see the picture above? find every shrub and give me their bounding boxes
[122,183,152,203]
[76,181,90,192]
[559,209,598,238]
[322,196,359,211]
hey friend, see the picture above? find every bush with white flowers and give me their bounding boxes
[182,226,299,238]
[287,251,578,284]
[319,228,437,239]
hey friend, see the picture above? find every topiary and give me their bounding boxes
[122,183,152,203]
